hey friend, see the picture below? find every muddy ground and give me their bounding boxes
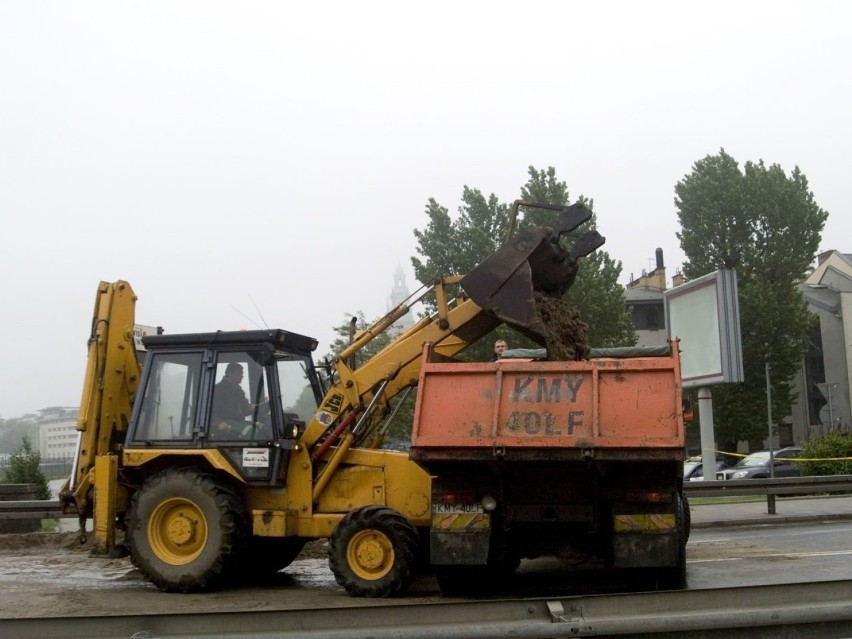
[0,532,361,619]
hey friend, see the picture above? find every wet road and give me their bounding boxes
[1,518,851,618]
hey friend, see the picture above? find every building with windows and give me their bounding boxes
[790,250,852,443]
[624,248,683,347]
[625,248,852,449]
[36,406,78,461]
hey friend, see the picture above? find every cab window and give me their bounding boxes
[132,352,201,442]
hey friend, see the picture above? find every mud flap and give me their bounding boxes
[431,530,490,565]
[430,510,491,565]
[612,512,679,568]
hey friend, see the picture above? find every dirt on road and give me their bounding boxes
[0,532,354,619]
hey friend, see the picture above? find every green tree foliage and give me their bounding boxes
[797,433,852,476]
[412,166,636,359]
[2,436,51,499]
[675,149,828,450]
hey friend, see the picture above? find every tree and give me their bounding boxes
[2,436,50,500]
[0,417,38,456]
[412,166,636,360]
[675,149,828,450]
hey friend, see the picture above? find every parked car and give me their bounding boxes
[717,446,803,480]
[683,459,728,481]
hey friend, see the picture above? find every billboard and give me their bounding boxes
[664,269,743,388]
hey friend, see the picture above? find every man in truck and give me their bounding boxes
[489,339,509,362]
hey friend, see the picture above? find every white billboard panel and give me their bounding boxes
[664,269,743,388]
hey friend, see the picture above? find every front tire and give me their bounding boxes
[127,468,247,592]
[328,505,419,597]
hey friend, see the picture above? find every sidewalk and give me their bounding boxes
[690,494,852,528]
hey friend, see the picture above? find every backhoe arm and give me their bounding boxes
[305,201,604,471]
[59,281,140,520]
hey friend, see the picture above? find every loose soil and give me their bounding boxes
[535,292,589,360]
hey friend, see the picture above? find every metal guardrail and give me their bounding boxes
[0,476,850,521]
[0,500,72,520]
[2,579,852,638]
[683,474,852,498]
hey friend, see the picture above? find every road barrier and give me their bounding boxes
[683,474,852,498]
[1,476,851,522]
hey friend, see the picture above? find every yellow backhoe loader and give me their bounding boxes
[60,201,604,596]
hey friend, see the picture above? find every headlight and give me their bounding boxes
[732,470,749,479]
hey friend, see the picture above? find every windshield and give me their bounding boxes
[276,355,320,423]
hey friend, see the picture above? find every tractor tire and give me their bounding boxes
[328,505,419,597]
[127,468,247,592]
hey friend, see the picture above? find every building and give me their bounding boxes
[626,248,852,450]
[36,406,78,461]
[790,250,852,443]
[624,248,683,347]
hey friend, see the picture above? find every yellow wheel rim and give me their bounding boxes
[347,529,395,581]
[147,497,208,566]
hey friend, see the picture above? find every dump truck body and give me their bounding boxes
[409,344,688,593]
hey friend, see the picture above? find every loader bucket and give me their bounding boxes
[460,202,605,344]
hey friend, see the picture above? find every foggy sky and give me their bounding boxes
[1,1,850,418]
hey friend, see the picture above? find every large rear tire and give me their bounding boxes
[328,505,419,597]
[127,468,247,592]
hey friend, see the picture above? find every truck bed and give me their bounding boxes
[410,344,686,464]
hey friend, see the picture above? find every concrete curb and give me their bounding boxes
[692,511,852,529]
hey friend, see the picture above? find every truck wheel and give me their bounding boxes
[434,557,516,597]
[127,468,247,592]
[682,492,691,542]
[328,505,419,597]
[435,565,486,596]
[240,538,307,579]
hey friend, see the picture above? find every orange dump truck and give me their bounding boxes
[409,342,688,595]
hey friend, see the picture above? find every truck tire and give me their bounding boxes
[239,537,307,579]
[127,468,247,592]
[328,505,419,597]
[682,492,691,542]
[434,556,517,597]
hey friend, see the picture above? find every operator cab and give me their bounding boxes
[126,329,323,482]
